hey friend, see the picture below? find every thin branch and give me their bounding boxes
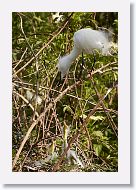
[13,48,28,70]
[18,13,40,121]
[52,84,116,171]
[13,13,74,77]
[91,77,118,136]
[12,80,81,170]
[13,91,39,117]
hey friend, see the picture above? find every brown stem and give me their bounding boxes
[52,85,114,172]
[12,80,81,170]
[13,13,74,77]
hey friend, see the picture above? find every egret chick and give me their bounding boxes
[57,28,111,79]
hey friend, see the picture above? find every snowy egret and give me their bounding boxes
[62,121,84,168]
[57,28,111,79]
[26,90,42,105]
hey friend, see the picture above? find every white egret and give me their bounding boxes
[62,122,84,168]
[26,90,42,105]
[57,28,111,79]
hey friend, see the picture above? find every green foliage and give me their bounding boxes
[12,12,118,172]
[93,144,103,156]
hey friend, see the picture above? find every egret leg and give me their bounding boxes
[77,52,84,79]
[57,76,66,89]
[60,75,68,91]
[90,51,96,73]
[81,52,85,68]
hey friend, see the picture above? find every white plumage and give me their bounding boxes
[57,28,111,79]
[26,90,42,105]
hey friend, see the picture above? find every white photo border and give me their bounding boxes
[0,0,130,184]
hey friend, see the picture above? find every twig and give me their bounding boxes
[19,144,34,171]
[52,84,115,171]
[12,80,81,169]
[13,81,96,106]
[13,13,74,77]
[73,63,93,153]
[91,77,118,136]
[13,48,28,70]
[91,62,117,75]
[13,80,118,115]
[18,13,40,121]
[13,91,39,117]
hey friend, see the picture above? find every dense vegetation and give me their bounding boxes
[12,12,118,172]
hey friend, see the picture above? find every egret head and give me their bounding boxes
[57,55,73,79]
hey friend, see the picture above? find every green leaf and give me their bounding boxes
[93,144,102,156]
[90,115,104,121]
[92,131,103,137]
[63,105,74,115]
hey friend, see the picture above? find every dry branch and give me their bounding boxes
[91,77,118,136]
[12,80,81,170]
[13,91,39,117]
[52,84,116,171]
[13,13,73,77]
